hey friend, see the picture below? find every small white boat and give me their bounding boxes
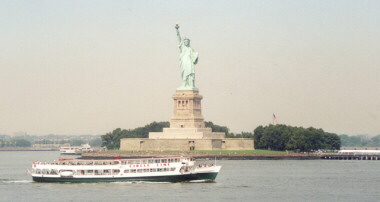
[31,156,221,183]
[60,144,92,155]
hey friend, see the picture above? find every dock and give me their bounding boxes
[320,154,380,160]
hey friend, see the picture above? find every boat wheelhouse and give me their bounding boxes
[31,156,221,183]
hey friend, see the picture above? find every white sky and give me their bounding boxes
[0,0,379,136]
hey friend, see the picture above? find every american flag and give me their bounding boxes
[273,114,279,124]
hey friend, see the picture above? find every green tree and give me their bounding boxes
[254,124,340,152]
[14,139,31,147]
[205,121,230,134]
[71,139,85,146]
[253,125,265,149]
[324,133,341,150]
[369,135,380,147]
[101,122,170,150]
[89,138,102,147]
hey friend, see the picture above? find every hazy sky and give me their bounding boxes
[0,0,379,136]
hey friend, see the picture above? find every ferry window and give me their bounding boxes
[174,158,179,162]
[131,160,139,164]
[104,170,111,174]
[142,160,147,164]
[169,159,174,163]
[170,168,176,171]
[87,170,94,174]
[164,168,169,172]
[148,160,153,164]
[190,158,193,161]
[113,169,120,174]
[161,159,167,163]
[124,169,130,173]
[157,168,163,172]
[36,169,41,174]
[154,159,160,163]
[42,169,49,174]
[150,168,156,172]
[131,169,137,173]
[137,169,143,173]
[50,169,58,175]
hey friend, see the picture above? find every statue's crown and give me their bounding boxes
[183,37,190,41]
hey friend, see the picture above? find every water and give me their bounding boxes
[0,151,379,202]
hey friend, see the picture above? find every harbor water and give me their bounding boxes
[0,151,379,202]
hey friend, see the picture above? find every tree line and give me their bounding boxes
[0,139,31,147]
[253,124,341,152]
[101,121,250,149]
[340,134,380,147]
[101,121,341,152]
[101,122,170,149]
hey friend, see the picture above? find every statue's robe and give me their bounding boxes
[179,41,198,87]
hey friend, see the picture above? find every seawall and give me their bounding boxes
[81,152,320,160]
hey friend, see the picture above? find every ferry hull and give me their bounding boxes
[32,172,218,183]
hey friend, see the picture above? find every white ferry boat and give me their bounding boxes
[31,157,221,183]
[60,144,92,155]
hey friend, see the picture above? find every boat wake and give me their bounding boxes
[188,180,213,183]
[1,179,33,184]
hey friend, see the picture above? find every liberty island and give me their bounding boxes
[120,24,254,151]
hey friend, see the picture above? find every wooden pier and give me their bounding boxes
[320,154,380,160]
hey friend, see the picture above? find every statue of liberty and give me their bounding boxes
[175,24,198,90]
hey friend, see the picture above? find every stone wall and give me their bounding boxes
[120,138,254,151]
[223,138,254,150]
[149,127,225,140]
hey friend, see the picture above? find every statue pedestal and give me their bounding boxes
[123,90,254,151]
[170,90,205,128]
[148,90,226,140]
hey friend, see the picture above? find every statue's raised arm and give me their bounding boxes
[175,23,181,44]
